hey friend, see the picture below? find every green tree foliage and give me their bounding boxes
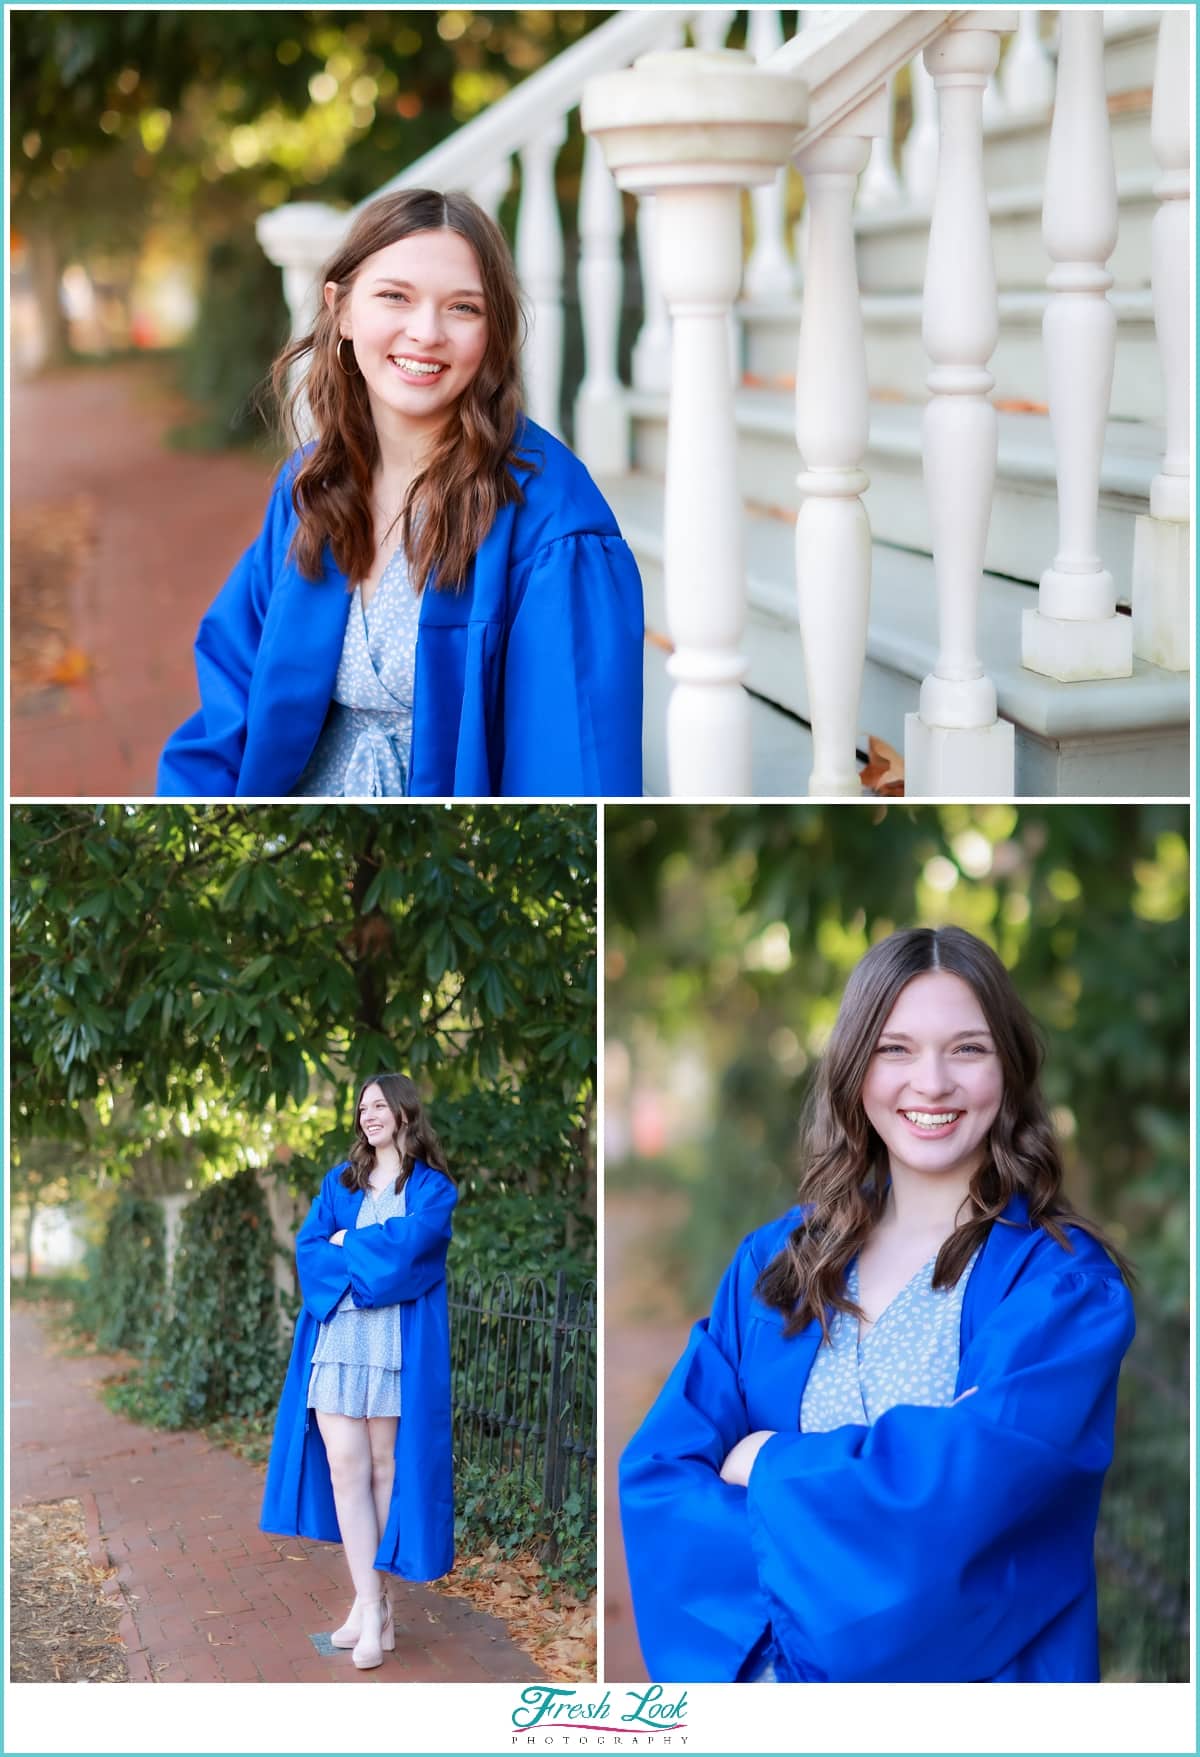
[10,804,596,1167]
[10,11,612,390]
[11,10,613,219]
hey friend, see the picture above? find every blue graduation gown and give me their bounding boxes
[157,418,644,798]
[620,1194,1135,1683]
[260,1160,456,1582]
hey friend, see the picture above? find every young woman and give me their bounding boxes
[261,1074,456,1670]
[620,926,1136,1684]
[158,188,644,798]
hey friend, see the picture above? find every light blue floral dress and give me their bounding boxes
[307,1181,406,1419]
[751,1246,981,1682]
[293,544,420,797]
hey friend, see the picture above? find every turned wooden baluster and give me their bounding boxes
[902,49,939,208]
[631,196,671,393]
[629,16,686,394]
[256,201,350,429]
[517,119,568,436]
[1133,10,1192,672]
[745,9,796,299]
[1001,11,1053,116]
[1021,11,1131,682]
[794,93,887,797]
[470,160,513,220]
[905,18,1016,798]
[1148,12,1192,529]
[858,76,900,210]
[689,10,742,387]
[692,8,735,53]
[575,134,628,475]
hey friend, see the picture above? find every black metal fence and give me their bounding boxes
[1097,1289,1190,1680]
[448,1270,596,1517]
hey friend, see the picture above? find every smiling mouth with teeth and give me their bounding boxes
[390,356,447,376]
[902,1111,963,1130]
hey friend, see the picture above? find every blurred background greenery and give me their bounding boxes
[10,10,617,443]
[605,801,1189,1681]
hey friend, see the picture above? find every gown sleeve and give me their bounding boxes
[745,1264,1135,1682]
[500,532,644,797]
[156,467,293,797]
[619,1235,774,1683]
[294,1171,353,1323]
[339,1170,457,1308]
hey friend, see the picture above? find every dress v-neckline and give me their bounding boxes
[853,1251,938,1345]
[359,541,412,624]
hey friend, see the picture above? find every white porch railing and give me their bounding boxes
[256,8,1191,799]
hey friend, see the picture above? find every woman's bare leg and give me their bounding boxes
[316,1410,384,1606]
[367,1416,398,1548]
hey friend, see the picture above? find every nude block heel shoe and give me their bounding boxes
[352,1594,393,1670]
[333,1590,392,1652]
[331,1598,366,1649]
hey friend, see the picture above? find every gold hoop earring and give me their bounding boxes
[336,336,358,376]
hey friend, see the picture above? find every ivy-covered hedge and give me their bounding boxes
[108,1169,281,1430]
[455,1460,593,1600]
[75,1192,165,1354]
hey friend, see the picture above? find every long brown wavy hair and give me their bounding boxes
[757,926,1133,1338]
[272,188,530,593]
[341,1072,452,1196]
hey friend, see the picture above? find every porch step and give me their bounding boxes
[742,288,1161,425]
[630,389,1161,600]
[853,168,1156,294]
[1100,13,1163,91]
[603,472,1189,799]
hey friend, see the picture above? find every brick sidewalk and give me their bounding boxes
[11,360,275,797]
[603,1192,694,1683]
[10,1305,543,1684]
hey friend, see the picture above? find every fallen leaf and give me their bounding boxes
[47,647,93,685]
[860,735,905,796]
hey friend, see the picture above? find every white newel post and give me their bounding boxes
[905,17,1016,798]
[575,134,629,475]
[256,202,351,434]
[745,9,796,299]
[794,90,888,797]
[1001,12,1054,117]
[257,201,349,340]
[1022,12,1132,682]
[902,50,940,208]
[1132,11,1192,673]
[517,120,568,436]
[584,49,807,796]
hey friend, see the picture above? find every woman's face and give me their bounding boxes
[860,971,1004,1189]
[327,229,489,445]
[359,1082,402,1149]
